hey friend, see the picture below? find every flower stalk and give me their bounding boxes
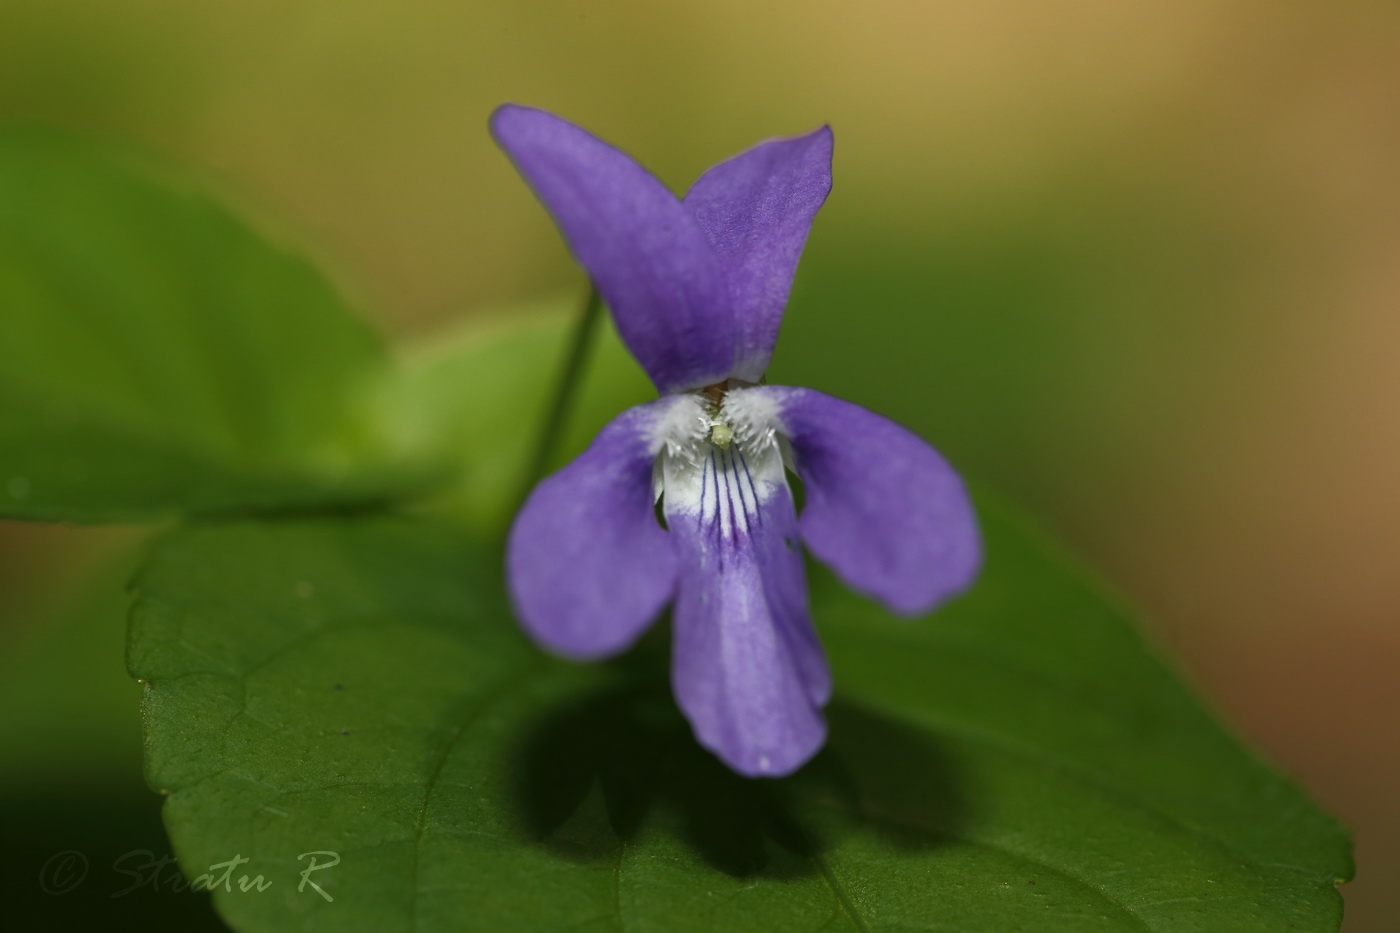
[521,283,603,499]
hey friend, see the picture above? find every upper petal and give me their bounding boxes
[506,397,686,660]
[491,105,734,393]
[754,386,982,615]
[663,434,829,777]
[683,126,833,383]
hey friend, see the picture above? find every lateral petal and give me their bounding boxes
[506,398,684,660]
[756,386,982,615]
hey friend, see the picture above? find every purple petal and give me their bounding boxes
[491,105,733,393]
[751,486,832,709]
[506,398,683,660]
[664,443,828,777]
[683,126,833,382]
[759,387,982,615]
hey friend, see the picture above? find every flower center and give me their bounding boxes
[653,384,789,540]
[697,380,743,450]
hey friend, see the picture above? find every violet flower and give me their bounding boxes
[496,105,981,777]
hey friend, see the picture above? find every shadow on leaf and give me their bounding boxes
[512,677,970,879]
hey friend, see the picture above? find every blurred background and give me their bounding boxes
[1,0,1395,929]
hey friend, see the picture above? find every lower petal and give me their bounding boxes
[506,398,683,660]
[664,442,828,777]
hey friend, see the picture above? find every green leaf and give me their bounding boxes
[0,127,409,522]
[130,505,1349,932]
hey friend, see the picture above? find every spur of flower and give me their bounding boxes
[496,105,981,777]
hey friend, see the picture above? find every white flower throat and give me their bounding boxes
[653,382,791,541]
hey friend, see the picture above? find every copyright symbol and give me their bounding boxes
[40,850,89,895]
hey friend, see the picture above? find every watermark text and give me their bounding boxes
[41,848,341,902]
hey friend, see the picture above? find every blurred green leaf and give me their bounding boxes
[0,127,412,522]
[379,295,651,533]
[129,500,1347,932]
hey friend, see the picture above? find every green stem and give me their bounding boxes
[521,284,604,496]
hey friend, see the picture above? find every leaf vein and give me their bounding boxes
[408,661,542,932]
